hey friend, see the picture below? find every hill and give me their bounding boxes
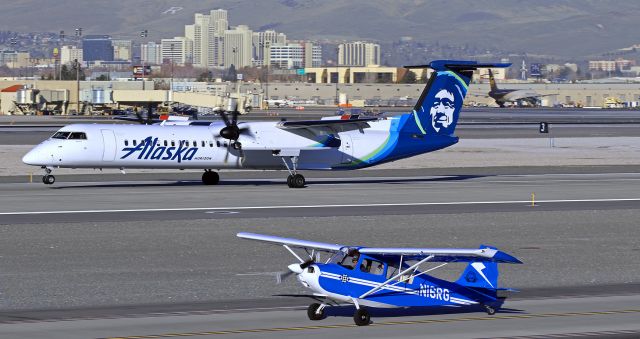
[3,0,640,58]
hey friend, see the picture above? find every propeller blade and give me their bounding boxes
[219,111,231,127]
[223,142,231,164]
[300,259,315,269]
[276,271,295,284]
[231,110,239,126]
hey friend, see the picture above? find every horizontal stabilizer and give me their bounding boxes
[405,60,511,71]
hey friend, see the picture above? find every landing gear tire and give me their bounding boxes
[42,174,55,185]
[202,171,219,185]
[307,303,325,321]
[287,175,294,188]
[483,304,496,315]
[353,308,370,326]
[290,174,305,188]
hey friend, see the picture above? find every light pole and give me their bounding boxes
[10,37,17,75]
[335,46,339,107]
[73,59,81,114]
[140,30,148,90]
[260,42,270,105]
[58,30,65,80]
[170,42,174,91]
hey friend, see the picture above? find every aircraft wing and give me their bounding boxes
[237,232,345,252]
[276,117,379,135]
[359,247,522,264]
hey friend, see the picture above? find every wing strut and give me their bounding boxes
[283,245,305,263]
[359,255,434,299]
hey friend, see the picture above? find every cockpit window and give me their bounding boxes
[52,131,87,140]
[68,132,87,140]
[52,132,71,139]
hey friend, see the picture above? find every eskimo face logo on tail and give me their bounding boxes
[430,89,455,132]
[415,71,467,135]
[120,136,198,163]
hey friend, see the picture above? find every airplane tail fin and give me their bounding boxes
[403,60,510,136]
[488,69,499,92]
[455,245,500,290]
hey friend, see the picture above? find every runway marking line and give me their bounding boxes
[1,198,640,216]
[98,308,640,338]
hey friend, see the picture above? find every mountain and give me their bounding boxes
[3,0,640,58]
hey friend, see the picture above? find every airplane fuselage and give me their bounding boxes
[23,117,458,172]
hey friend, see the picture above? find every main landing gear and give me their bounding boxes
[202,170,220,185]
[353,307,371,326]
[41,167,55,185]
[287,174,305,189]
[280,155,305,189]
[307,303,326,321]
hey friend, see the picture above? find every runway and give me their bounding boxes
[3,294,640,339]
[0,170,639,338]
[1,172,640,223]
[1,109,639,337]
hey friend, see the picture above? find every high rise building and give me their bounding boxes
[269,42,321,69]
[82,35,114,62]
[161,37,190,65]
[224,25,253,69]
[185,9,228,68]
[60,45,83,65]
[112,39,132,61]
[338,41,380,67]
[252,30,287,66]
[141,42,161,65]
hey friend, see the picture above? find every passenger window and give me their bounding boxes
[386,262,399,280]
[124,140,129,146]
[171,141,175,147]
[216,141,220,147]
[164,140,168,147]
[210,141,214,147]
[360,259,384,275]
[192,140,196,147]
[133,140,137,146]
[201,141,205,147]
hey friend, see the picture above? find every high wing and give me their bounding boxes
[359,247,522,264]
[237,232,345,252]
[276,117,379,136]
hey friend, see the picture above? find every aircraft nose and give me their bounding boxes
[22,147,44,165]
[288,263,303,274]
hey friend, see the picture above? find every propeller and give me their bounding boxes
[215,98,251,143]
[276,258,316,284]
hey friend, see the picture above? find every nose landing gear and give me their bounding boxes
[41,167,55,185]
[42,174,55,185]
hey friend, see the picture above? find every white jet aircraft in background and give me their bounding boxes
[22,60,509,188]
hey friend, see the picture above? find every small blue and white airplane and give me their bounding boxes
[237,232,522,326]
[23,60,509,187]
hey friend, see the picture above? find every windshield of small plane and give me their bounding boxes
[51,131,87,140]
[331,248,360,270]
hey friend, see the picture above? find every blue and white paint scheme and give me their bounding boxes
[237,232,522,326]
[22,60,510,187]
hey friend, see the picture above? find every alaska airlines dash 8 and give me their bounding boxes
[22,60,509,188]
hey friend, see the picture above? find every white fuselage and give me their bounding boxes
[22,119,396,171]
